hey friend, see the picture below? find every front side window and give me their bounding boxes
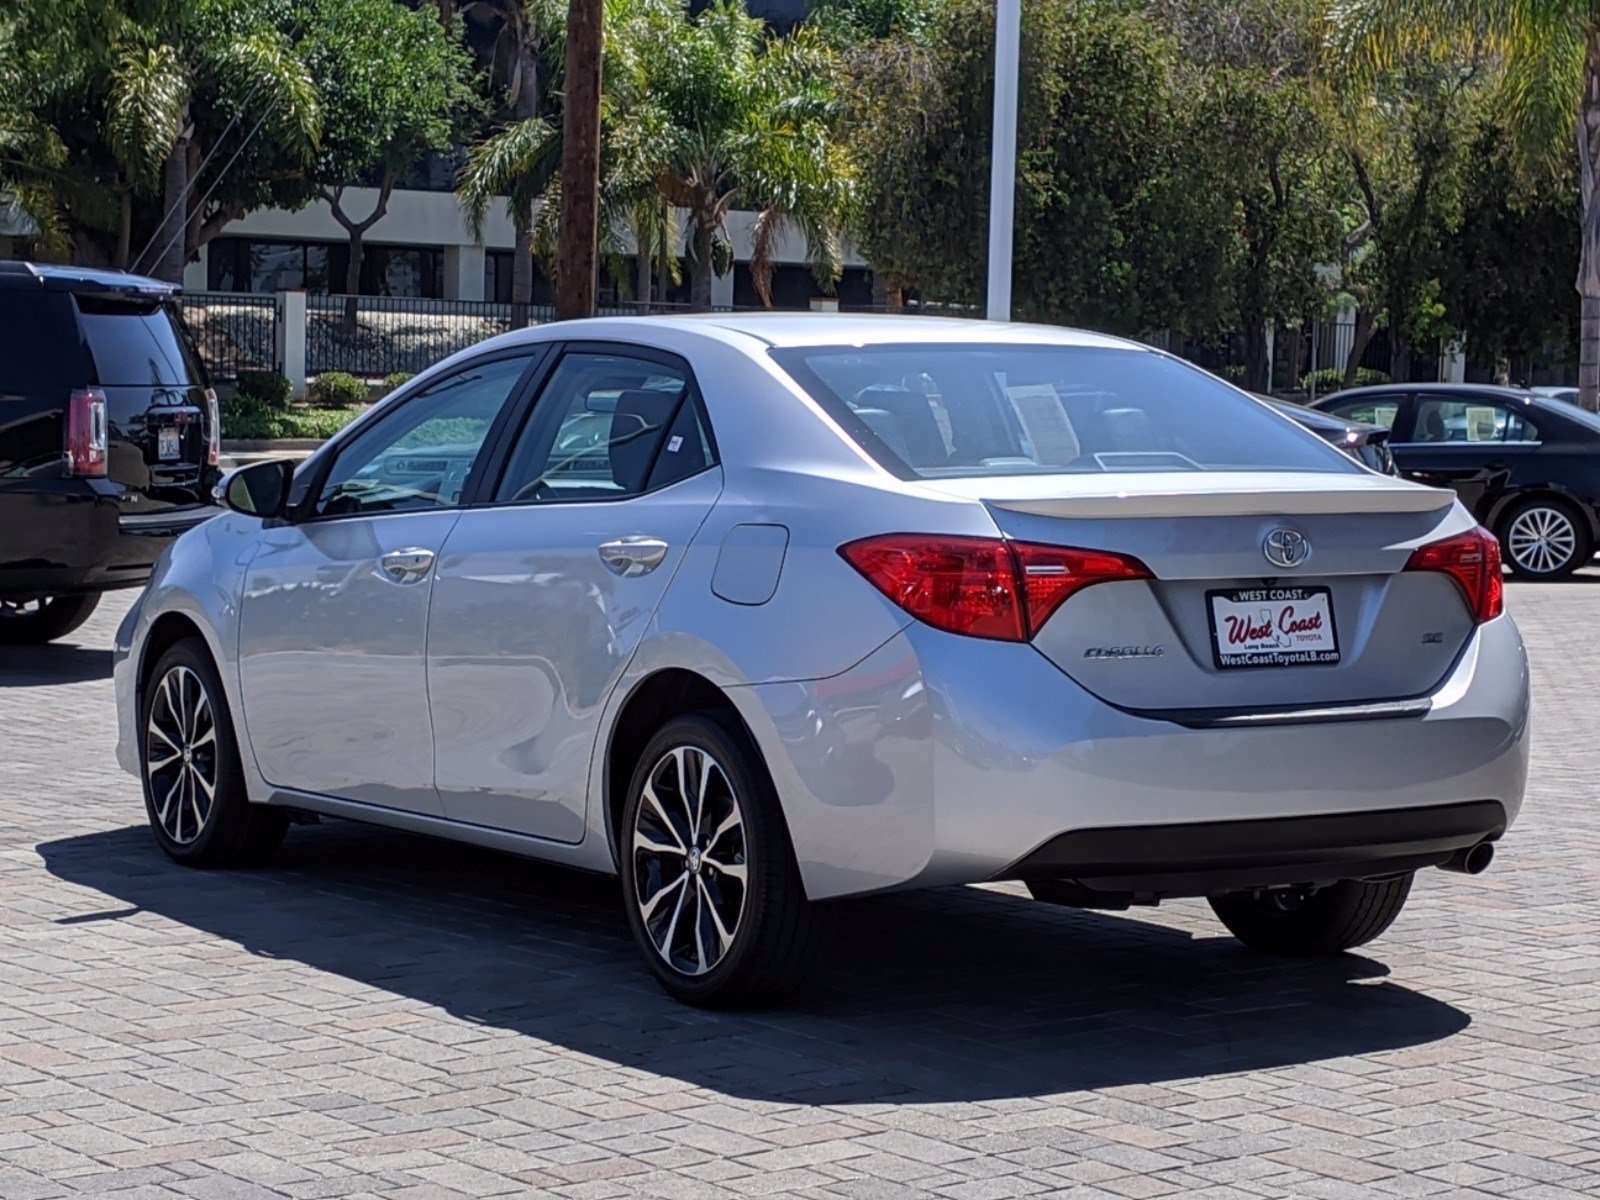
[773,344,1358,478]
[495,352,713,503]
[315,355,533,517]
[1325,396,1401,430]
[1413,397,1539,445]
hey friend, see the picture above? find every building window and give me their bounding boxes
[207,237,442,298]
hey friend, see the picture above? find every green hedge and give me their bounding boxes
[310,371,370,408]
[1300,367,1391,393]
[383,371,415,394]
[234,370,293,410]
[224,405,364,441]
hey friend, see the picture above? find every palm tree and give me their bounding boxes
[617,0,855,309]
[1333,1,1600,409]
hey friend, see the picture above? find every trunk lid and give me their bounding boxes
[922,471,1471,713]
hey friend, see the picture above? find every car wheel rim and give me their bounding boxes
[145,666,217,845]
[1507,507,1578,574]
[632,744,748,977]
[0,598,48,620]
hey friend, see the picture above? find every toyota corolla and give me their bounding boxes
[114,316,1530,1006]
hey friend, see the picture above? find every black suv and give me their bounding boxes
[1,262,219,643]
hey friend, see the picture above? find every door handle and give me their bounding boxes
[379,547,436,584]
[598,536,669,577]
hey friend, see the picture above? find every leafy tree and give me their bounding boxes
[4,0,323,279]
[300,0,478,302]
[1159,0,1342,391]
[1331,0,1600,406]
[1440,118,1580,381]
[846,0,1217,333]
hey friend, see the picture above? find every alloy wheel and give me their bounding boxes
[145,665,218,845]
[631,744,748,977]
[1507,506,1578,574]
[0,598,46,620]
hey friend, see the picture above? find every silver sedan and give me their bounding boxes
[114,316,1530,1006]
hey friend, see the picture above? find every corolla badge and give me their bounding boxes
[1263,528,1311,569]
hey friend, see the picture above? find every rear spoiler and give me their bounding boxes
[987,485,1454,520]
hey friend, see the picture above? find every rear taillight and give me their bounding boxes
[1405,527,1503,624]
[66,387,108,477]
[840,534,1152,642]
[204,387,220,466]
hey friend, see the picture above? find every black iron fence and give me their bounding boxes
[307,294,556,377]
[178,292,277,382]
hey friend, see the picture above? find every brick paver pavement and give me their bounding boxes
[1,581,1597,1199]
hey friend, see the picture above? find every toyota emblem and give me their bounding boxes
[1263,528,1311,569]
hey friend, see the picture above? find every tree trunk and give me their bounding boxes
[116,190,132,271]
[1242,309,1269,394]
[1390,331,1412,384]
[153,113,191,283]
[1576,40,1600,411]
[636,239,651,313]
[1344,309,1376,387]
[342,228,364,333]
[690,222,713,311]
[512,225,534,328]
[555,0,603,320]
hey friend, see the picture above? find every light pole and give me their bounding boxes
[986,0,1021,321]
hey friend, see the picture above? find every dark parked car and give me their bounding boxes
[1,262,219,642]
[1262,397,1396,474]
[1311,382,1600,577]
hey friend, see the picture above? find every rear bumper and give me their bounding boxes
[741,613,1529,901]
[1004,800,1506,897]
[0,480,216,596]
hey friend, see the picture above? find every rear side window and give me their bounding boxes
[773,343,1357,478]
[74,295,206,387]
[0,292,86,391]
[495,352,714,503]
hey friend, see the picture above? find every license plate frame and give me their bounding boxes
[1207,585,1341,670]
[158,427,181,461]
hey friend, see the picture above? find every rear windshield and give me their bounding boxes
[74,294,206,387]
[772,343,1358,478]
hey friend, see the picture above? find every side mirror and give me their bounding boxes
[215,459,296,520]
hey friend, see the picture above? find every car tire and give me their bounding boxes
[1208,874,1413,956]
[0,593,101,644]
[1498,496,1593,578]
[620,712,829,1008]
[140,638,288,868]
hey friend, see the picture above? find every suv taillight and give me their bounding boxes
[66,387,108,477]
[840,534,1152,642]
[1405,527,1503,624]
[204,387,220,466]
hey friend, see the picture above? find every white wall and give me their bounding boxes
[222,186,869,271]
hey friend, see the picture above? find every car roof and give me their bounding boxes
[1320,381,1534,404]
[0,260,179,296]
[530,312,1148,352]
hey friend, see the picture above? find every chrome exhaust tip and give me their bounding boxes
[1439,841,1495,875]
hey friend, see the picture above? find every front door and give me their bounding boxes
[237,352,540,813]
[426,348,722,841]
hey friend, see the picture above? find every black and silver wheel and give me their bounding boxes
[1208,874,1413,956]
[620,713,828,1007]
[0,593,100,644]
[140,639,287,867]
[1500,498,1591,578]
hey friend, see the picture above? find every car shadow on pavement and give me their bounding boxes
[38,819,1470,1104]
[0,643,114,687]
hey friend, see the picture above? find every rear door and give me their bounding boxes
[1387,392,1540,517]
[426,346,722,841]
[72,292,214,514]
